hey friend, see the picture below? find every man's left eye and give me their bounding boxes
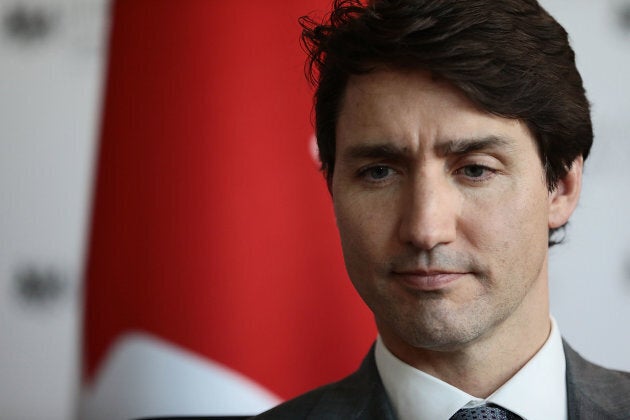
[458,164,495,180]
[463,165,487,178]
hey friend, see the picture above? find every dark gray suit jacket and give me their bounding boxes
[254,341,630,419]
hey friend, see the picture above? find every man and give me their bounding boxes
[256,0,630,419]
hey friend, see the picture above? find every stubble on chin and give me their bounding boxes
[370,255,510,353]
[374,288,496,352]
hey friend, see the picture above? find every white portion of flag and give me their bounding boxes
[79,332,281,420]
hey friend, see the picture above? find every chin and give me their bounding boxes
[378,303,495,351]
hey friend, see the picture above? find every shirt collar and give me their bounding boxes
[487,316,567,419]
[375,336,474,420]
[374,317,567,420]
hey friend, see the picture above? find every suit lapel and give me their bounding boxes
[307,345,396,420]
[565,341,603,419]
[564,340,630,419]
[302,340,629,419]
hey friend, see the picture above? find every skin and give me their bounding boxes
[332,70,583,397]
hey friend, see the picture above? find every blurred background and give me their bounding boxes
[0,0,629,419]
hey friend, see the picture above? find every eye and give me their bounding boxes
[368,166,391,179]
[463,165,487,178]
[456,164,496,181]
[359,165,394,182]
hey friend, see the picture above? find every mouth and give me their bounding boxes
[391,269,467,291]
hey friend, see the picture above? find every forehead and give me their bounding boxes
[336,70,534,153]
[342,70,459,103]
[341,70,469,109]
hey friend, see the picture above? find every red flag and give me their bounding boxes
[81,1,376,418]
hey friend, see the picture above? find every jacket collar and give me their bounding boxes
[564,339,630,419]
[308,340,630,420]
[306,345,396,420]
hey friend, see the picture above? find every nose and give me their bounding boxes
[398,172,458,250]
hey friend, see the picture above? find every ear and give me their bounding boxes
[548,156,583,229]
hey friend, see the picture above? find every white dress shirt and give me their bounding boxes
[374,317,567,420]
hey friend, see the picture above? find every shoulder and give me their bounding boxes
[251,377,353,419]
[252,345,395,420]
[564,341,630,419]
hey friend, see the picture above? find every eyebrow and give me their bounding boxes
[340,144,410,162]
[435,135,513,156]
[340,135,514,162]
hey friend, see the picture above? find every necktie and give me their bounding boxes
[449,404,523,420]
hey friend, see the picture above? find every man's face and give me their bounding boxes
[332,70,556,352]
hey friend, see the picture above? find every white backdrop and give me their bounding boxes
[542,0,630,371]
[0,0,628,419]
[0,0,107,419]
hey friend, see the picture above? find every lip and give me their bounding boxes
[392,270,466,291]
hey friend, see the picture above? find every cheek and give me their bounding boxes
[509,184,551,239]
[462,185,549,266]
[334,201,377,298]
[335,201,375,258]
[334,195,396,267]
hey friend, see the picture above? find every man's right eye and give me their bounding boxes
[360,165,393,181]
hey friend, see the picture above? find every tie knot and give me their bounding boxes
[449,404,522,420]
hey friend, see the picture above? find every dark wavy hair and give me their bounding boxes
[300,0,593,245]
